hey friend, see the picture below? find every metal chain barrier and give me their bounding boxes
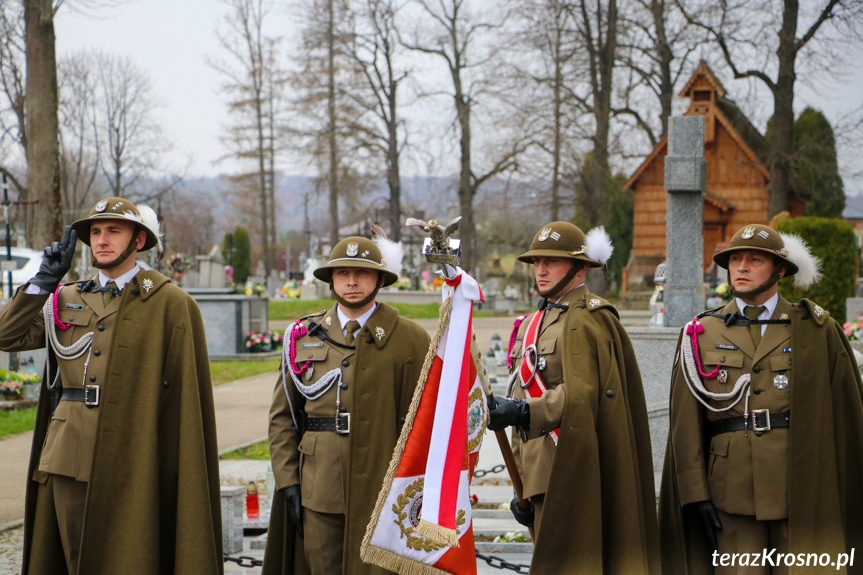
[476,551,531,573]
[224,554,264,568]
[472,463,506,478]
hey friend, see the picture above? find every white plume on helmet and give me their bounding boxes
[129,204,164,260]
[780,232,821,289]
[370,224,403,278]
[584,226,614,266]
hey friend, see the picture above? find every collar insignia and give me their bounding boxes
[538,227,552,241]
[142,278,154,292]
[589,298,602,308]
[325,316,332,327]
[375,326,385,340]
[95,200,108,212]
[741,226,756,240]
[780,313,789,320]
[813,305,825,317]
[347,242,359,257]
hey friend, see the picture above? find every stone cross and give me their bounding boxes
[663,116,706,327]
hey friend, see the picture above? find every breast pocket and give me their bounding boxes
[298,434,316,500]
[296,347,329,382]
[40,401,70,465]
[702,350,745,368]
[59,309,94,341]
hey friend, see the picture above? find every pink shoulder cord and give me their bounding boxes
[52,285,72,331]
[685,318,719,379]
[506,314,530,370]
[288,320,311,375]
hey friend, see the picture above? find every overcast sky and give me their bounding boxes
[54,0,863,193]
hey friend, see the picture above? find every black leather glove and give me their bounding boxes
[30,225,77,292]
[509,494,534,528]
[280,484,304,539]
[488,396,530,433]
[685,500,722,552]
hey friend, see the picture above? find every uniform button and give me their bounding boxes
[68,317,74,322]
[720,356,726,363]
[89,376,97,382]
[340,382,348,390]
[753,387,762,395]
[97,324,105,331]
[308,354,313,359]
[342,359,350,367]
[753,366,761,373]
[606,389,615,398]
[541,346,545,351]
[93,350,101,357]
[162,380,170,388]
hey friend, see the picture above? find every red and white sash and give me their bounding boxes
[517,308,560,444]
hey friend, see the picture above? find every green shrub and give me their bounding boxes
[777,217,856,323]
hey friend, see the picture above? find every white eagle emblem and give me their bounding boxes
[589,298,602,308]
[95,200,108,212]
[538,227,553,242]
[142,278,154,293]
[741,226,756,240]
[375,326,385,340]
[346,243,359,257]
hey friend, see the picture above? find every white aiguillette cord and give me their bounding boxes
[679,319,751,413]
[42,291,94,389]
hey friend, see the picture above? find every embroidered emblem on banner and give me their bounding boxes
[375,326,385,340]
[347,243,359,256]
[391,478,465,552]
[142,278,154,292]
[741,226,756,239]
[95,200,108,212]
[538,227,552,241]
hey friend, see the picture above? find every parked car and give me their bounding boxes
[0,247,42,296]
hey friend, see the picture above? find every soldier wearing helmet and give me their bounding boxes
[0,197,223,574]
[265,235,430,575]
[489,221,660,573]
[660,223,863,573]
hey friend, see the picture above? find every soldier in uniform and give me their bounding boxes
[489,221,660,574]
[0,197,223,575]
[265,235,430,575]
[659,224,863,574]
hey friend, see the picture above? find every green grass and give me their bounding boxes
[269,298,489,320]
[210,359,280,386]
[221,439,271,460]
[0,406,38,439]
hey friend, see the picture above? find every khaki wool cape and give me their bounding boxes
[528,297,661,575]
[658,299,863,575]
[263,303,429,575]
[16,271,223,574]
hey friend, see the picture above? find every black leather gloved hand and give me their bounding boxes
[488,396,529,433]
[30,225,77,292]
[685,500,722,552]
[509,494,534,528]
[280,484,304,539]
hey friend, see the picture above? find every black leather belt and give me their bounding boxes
[306,413,350,434]
[60,385,101,407]
[709,410,789,437]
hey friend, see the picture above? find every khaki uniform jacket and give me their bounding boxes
[0,272,223,575]
[508,287,661,574]
[659,299,863,575]
[265,303,430,575]
[671,297,793,519]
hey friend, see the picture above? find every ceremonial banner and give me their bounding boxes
[362,269,488,575]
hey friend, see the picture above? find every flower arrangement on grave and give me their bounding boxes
[279,279,301,299]
[245,330,283,352]
[243,283,266,297]
[844,316,863,341]
[712,282,732,301]
[393,277,412,291]
[168,253,193,281]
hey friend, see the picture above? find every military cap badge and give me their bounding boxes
[741,226,756,240]
[538,227,552,241]
[347,242,359,256]
[95,200,108,212]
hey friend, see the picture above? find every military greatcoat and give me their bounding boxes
[508,284,660,574]
[0,271,223,575]
[659,298,863,574]
[265,302,430,575]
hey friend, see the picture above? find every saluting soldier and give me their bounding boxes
[264,235,430,575]
[0,197,223,575]
[489,221,660,574]
[659,224,863,574]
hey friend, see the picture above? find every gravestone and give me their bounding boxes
[663,116,706,327]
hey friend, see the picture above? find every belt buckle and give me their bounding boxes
[84,385,101,407]
[335,413,350,435]
[751,409,771,433]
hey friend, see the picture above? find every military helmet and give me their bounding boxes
[713,224,798,276]
[517,221,611,268]
[314,236,398,286]
[71,197,163,257]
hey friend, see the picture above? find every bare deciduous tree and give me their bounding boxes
[0,3,27,194]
